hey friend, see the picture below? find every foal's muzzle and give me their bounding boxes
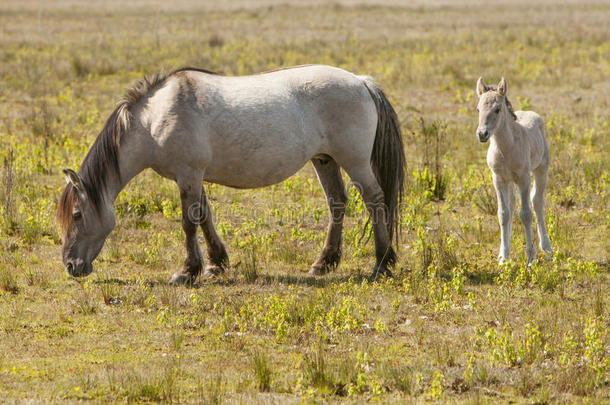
[477,129,490,143]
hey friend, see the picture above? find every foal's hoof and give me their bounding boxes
[202,265,224,279]
[169,272,197,286]
[308,264,330,276]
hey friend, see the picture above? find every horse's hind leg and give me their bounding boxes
[198,187,229,278]
[343,163,395,279]
[532,166,553,257]
[310,157,348,275]
[170,174,205,285]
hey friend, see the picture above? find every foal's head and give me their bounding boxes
[58,169,117,277]
[475,77,516,142]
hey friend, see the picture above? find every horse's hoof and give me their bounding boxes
[202,265,224,279]
[368,267,393,281]
[169,272,196,286]
[308,264,329,276]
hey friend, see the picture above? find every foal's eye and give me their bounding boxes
[73,211,82,220]
[494,108,500,113]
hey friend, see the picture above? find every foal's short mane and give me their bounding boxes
[484,85,517,121]
[58,67,217,232]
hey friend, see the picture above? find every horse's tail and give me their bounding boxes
[359,76,406,243]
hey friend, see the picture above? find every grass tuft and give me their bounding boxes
[252,350,272,392]
[0,267,19,294]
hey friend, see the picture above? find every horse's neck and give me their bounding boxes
[105,134,148,204]
[491,111,518,151]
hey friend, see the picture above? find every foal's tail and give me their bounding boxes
[360,76,406,243]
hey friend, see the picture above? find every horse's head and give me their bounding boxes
[58,169,116,277]
[475,76,509,143]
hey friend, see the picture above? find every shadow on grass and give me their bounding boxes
[256,272,368,287]
[83,270,371,289]
[87,267,505,288]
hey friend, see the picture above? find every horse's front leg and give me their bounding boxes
[198,187,229,278]
[169,176,205,285]
[310,157,348,275]
[492,174,513,264]
[517,174,536,264]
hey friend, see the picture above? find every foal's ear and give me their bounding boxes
[498,77,507,96]
[63,169,83,192]
[476,77,488,98]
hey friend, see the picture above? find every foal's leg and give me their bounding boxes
[516,174,536,264]
[531,166,553,257]
[344,164,395,279]
[198,187,229,278]
[493,174,513,264]
[169,175,205,285]
[508,183,516,241]
[310,157,348,275]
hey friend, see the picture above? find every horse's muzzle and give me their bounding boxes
[477,129,490,143]
[66,259,93,277]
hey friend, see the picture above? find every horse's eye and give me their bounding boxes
[495,108,500,113]
[73,211,82,220]
[476,107,479,112]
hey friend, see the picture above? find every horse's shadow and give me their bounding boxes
[190,270,368,289]
[86,270,369,289]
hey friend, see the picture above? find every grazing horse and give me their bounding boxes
[475,77,553,264]
[58,65,406,284]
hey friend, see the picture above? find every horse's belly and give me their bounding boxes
[203,153,310,189]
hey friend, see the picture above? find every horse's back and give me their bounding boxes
[143,65,378,188]
[515,110,549,169]
[515,110,543,131]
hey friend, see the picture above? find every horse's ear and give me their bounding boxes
[476,77,487,98]
[498,77,507,96]
[63,169,83,192]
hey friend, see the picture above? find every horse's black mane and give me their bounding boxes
[58,67,217,230]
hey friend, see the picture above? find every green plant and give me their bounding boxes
[302,343,336,393]
[412,115,449,201]
[253,351,272,392]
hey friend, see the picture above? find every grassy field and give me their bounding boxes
[0,0,608,402]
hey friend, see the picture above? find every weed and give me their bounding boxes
[252,350,272,392]
[429,369,445,399]
[240,246,258,283]
[301,343,336,393]
[1,148,15,232]
[199,373,224,405]
[412,115,449,201]
[379,362,414,394]
[170,329,184,351]
[473,173,497,216]
[0,266,19,294]
[98,277,120,305]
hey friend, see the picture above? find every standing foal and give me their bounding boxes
[476,77,553,264]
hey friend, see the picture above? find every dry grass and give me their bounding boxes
[0,0,608,402]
